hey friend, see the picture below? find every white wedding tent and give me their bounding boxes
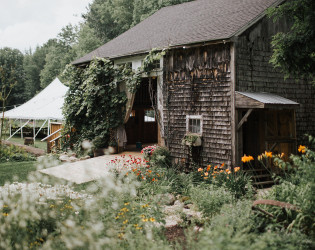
[3,78,68,141]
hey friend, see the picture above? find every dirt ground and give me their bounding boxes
[2,140,46,157]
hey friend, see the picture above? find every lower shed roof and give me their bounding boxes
[235,91,299,109]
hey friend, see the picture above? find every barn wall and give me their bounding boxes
[236,16,315,146]
[163,44,232,168]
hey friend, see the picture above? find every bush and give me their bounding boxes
[197,164,253,199]
[258,141,315,236]
[189,184,234,218]
[0,144,35,162]
[150,147,172,169]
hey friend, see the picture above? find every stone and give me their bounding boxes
[156,193,176,206]
[69,156,78,162]
[59,155,70,162]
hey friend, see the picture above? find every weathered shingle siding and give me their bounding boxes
[236,16,315,145]
[163,44,232,168]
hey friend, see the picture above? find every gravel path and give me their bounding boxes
[40,152,143,184]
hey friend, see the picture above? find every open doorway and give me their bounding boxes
[125,78,158,150]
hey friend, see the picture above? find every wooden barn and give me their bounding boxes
[73,0,315,175]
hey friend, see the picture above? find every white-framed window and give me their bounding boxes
[144,109,156,122]
[186,115,203,134]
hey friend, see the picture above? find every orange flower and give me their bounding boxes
[234,167,240,172]
[198,168,203,172]
[204,177,208,180]
[207,165,211,171]
[242,154,254,163]
[298,145,306,154]
[214,166,218,170]
[220,163,225,168]
[264,151,272,158]
[204,172,209,176]
[225,169,229,173]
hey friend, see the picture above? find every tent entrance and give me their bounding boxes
[125,78,158,146]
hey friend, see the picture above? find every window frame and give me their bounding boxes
[186,115,203,135]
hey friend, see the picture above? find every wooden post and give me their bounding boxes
[33,119,36,146]
[20,119,23,139]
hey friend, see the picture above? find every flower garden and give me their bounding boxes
[0,138,314,249]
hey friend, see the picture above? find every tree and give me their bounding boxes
[0,48,25,107]
[268,0,315,80]
[40,25,78,88]
[83,0,193,42]
[72,23,103,58]
[0,47,25,141]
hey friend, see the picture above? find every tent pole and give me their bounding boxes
[35,119,48,138]
[9,122,11,137]
[48,119,50,136]
[20,119,23,139]
[7,120,30,141]
[33,119,36,145]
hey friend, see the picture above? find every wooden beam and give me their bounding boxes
[237,109,253,131]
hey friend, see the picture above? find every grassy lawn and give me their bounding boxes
[6,136,47,151]
[0,161,37,186]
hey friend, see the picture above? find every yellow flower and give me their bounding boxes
[123,220,128,224]
[298,145,306,154]
[124,202,130,206]
[142,218,149,222]
[264,151,272,158]
[141,204,149,208]
[2,213,9,216]
[149,218,155,222]
[198,168,203,172]
[242,154,254,163]
[258,155,262,161]
[234,167,240,172]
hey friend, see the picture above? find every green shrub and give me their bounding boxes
[197,164,253,199]
[189,184,234,218]
[150,146,172,169]
[260,140,315,236]
[0,144,35,162]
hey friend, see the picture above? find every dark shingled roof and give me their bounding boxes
[73,0,280,64]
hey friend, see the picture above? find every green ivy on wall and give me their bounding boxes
[61,49,166,153]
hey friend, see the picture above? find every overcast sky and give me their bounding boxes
[0,0,93,53]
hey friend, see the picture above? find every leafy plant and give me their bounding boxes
[62,58,141,154]
[149,146,172,169]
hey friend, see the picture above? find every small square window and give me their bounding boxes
[186,115,203,134]
[144,109,156,122]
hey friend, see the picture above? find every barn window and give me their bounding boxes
[144,109,155,122]
[186,115,203,134]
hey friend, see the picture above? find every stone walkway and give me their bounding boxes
[40,152,142,184]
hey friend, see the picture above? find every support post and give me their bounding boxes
[237,109,253,131]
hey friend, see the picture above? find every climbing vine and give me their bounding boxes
[62,58,140,153]
[62,49,166,153]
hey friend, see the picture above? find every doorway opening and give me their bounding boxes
[125,78,158,150]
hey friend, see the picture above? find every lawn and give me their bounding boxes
[8,136,47,151]
[0,161,37,186]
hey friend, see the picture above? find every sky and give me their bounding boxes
[0,0,93,53]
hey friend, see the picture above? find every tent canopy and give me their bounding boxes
[3,78,68,120]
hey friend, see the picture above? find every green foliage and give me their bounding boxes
[189,184,234,218]
[268,0,315,81]
[0,144,35,163]
[150,146,172,169]
[84,0,193,43]
[62,58,140,152]
[0,47,25,107]
[261,140,315,236]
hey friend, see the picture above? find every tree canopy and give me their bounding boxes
[268,0,315,80]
